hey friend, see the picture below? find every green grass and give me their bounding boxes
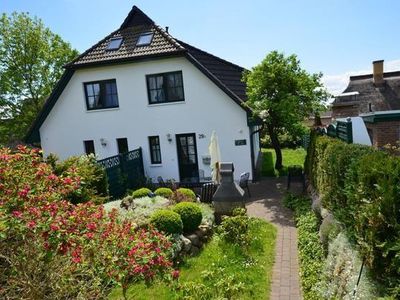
[261,148,306,177]
[108,219,276,300]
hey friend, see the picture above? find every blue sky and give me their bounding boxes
[2,0,399,94]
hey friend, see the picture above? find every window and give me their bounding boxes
[84,79,119,110]
[149,136,162,164]
[117,138,128,154]
[146,71,184,104]
[107,37,123,50]
[136,33,153,46]
[84,140,95,155]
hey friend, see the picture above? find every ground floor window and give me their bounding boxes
[84,140,95,155]
[117,138,129,154]
[149,136,162,164]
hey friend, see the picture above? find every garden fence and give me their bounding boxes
[98,148,145,199]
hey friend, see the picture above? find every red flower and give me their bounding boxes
[50,223,59,231]
[171,270,180,279]
[86,222,97,231]
[85,232,94,239]
[12,210,23,218]
[26,220,36,229]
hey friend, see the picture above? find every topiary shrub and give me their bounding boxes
[172,202,202,233]
[132,187,152,199]
[150,209,183,235]
[174,188,196,202]
[154,187,173,199]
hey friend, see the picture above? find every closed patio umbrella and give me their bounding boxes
[208,130,221,183]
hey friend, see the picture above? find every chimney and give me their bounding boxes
[165,26,169,33]
[373,60,384,86]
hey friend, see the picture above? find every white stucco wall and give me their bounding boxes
[40,57,254,180]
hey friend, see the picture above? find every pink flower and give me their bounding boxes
[63,178,73,185]
[26,220,36,229]
[18,187,30,198]
[86,222,97,231]
[172,269,180,279]
[85,232,94,239]
[50,223,59,231]
[12,210,23,218]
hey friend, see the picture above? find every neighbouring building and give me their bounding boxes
[332,60,400,147]
[25,6,261,182]
[332,60,400,118]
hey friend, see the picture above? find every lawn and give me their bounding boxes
[261,148,306,177]
[108,218,276,300]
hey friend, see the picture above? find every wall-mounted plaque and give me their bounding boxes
[235,139,247,146]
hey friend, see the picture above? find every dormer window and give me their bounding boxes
[107,37,123,50]
[136,33,153,46]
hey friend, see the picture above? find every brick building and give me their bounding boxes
[332,60,400,147]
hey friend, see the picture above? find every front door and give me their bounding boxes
[176,133,199,182]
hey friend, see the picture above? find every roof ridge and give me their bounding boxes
[153,25,186,51]
[119,5,154,29]
[176,39,246,71]
[350,70,400,81]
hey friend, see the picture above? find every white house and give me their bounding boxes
[26,6,261,182]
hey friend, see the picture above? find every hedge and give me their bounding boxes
[305,132,400,294]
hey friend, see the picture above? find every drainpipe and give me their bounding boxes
[249,124,264,182]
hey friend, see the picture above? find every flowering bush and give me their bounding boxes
[0,146,176,299]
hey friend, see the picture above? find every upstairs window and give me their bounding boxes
[107,37,123,50]
[84,140,95,155]
[148,136,162,164]
[84,79,119,110]
[146,71,184,104]
[136,32,153,46]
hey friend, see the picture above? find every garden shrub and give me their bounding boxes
[154,187,173,199]
[199,203,215,226]
[172,202,202,233]
[305,133,400,295]
[174,188,196,202]
[48,153,109,204]
[150,209,183,234]
[284,194,324,300]
[132,187,152,198]
[0,146,175,299]
[218,208,252,248]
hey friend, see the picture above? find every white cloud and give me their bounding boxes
[322,59,400,97]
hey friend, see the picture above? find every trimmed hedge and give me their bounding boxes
[175,188,196,201]
[305,132,400,294]
[150,209,183,235]
[132,188,152,199]
[172,202,202,233]
[154,187,173,199]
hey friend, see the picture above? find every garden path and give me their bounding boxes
[246,177,302,300]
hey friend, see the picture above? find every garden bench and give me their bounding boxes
[200,182,218,203]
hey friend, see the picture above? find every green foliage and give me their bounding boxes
[132,187,152,199]
[284,194,324,299]
[150,209,183,235]
[261,148,306,177]
[109,218,277,300]
[172,202,202,233]
[218,208,252,248]
[174,188,196,202]
[0,12,78,144]
[306,133,400,295]
[50,154,108,204]
[198,203,215,226]
[243,50,327,169]
[318,233,379,300]
[154,187,173,198]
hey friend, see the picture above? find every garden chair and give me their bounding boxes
[239,172,251,197]
[200,182,218,203]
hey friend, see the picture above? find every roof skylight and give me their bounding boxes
[136,33,153,46]
[107,37,123,50]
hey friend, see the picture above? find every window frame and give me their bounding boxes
[106,37,123,51]
[148,136,162,164]
[136,32,154,46]
[84,140,95,155]
[83,79,119,111]
[146,71,185,105]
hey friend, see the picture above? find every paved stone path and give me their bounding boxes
[246,177,302,300]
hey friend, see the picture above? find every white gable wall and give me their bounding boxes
[40,57,254,181]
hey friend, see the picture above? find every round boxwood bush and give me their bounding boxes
[154,187,173,199]
[173,202,202,233]
[131,187,152,199]
[176,188,196,201]
[150,209,183,234]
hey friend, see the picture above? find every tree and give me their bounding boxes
[0,12,78,144]
[243,51,327,170]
